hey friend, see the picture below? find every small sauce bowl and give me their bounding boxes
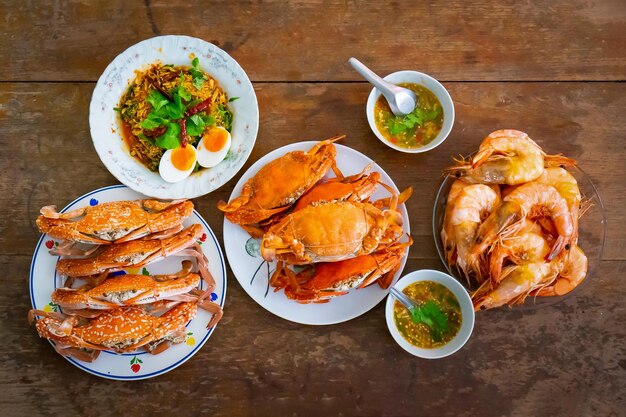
[385,269,474,359]
[366,71,454,153]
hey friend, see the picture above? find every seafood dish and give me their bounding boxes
[118,58,234,182]
[218,136,413,303]
[29,198,223,362]
[440,129,588,310]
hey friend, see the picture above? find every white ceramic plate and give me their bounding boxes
[29,185,227,380]
[89,35,259,199]
[223,142,411,325]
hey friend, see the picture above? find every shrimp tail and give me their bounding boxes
[544,154,577,168]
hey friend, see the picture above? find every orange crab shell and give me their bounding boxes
[55,224,204,278]
[36,200,194,245]
[51,272,201,310]
[34,303,197,353]
[217,136,343,226]
[274,238,412,303]
[292,170,381,212]
[261,201,404,265]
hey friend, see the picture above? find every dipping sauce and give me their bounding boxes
[393,281,462,349]
[374,83,444,149]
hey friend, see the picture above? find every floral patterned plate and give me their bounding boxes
[89,35,259,199]
[29,185,227,380]
[222,142,411,325]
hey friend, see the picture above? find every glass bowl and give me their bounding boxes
[432,166,606,309]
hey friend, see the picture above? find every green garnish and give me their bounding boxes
[177,73,192,101]
[155,122,181,149]
[190,57,207,90]
[410,300,449,342]
[215,104,233,131]
[146,90,169,111]
[228,96,240,102]
[387,106,442,135]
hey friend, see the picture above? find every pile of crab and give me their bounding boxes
[218,135,413,303]
[29,199,223,362]
[441,129,589,310]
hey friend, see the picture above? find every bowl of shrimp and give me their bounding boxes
[432,129,606,310]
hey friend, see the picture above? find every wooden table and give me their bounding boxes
[1,1,624,416]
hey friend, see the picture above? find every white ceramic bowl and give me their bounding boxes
[366,71,454,153]
[89,35,259,199]
[385,269,474,359]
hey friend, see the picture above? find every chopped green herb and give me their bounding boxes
[215,104,233,131]
[186,114,206,137]
[146,89,169,111]
[155,122,181,149]
[228,96,240,102]
[140,113,167,129]
[190,57,207,90]
[410,300,449,342]
[201,115,216,126]
[177,73,192,101]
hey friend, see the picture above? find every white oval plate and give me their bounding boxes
[223,142,411,325]
[90,35,259,199]
[29,185,226,380]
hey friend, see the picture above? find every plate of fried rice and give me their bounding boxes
[90,35,259,199]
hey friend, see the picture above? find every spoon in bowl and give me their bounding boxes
[388,286,419,311]
[349,57,417,116]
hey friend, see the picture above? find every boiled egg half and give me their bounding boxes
[197,127,231,168]
[159,145,197,183]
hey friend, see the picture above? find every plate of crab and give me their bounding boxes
[433,129,606,310]
[220,135,413,325]
[28,185,225,380]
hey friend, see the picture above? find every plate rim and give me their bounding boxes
[89,34,259,199]
[29,184,227,380]
[222,141,411,325]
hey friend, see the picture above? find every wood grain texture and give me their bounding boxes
[1,256,624,417]
[1,0,625,82]
[1,82,624,258]
[0,80,625,416]
[1,1,626,415]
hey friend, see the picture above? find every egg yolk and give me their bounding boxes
[201,128,229,152]
[171,146,196,171]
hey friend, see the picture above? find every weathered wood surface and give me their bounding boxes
[1,82,624,259]
[1,81,625,416]
[1,0,625,416]
[1,0,625,82]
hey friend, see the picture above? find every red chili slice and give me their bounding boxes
[180,118,187,148]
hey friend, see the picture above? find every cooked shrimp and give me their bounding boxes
[489,231,550,284]
[534,245,588,296]
[441,179,468,266]
[535,167,581,243]
[447,184,500,281]
[473,262,555,310]
[472,182,573,262]
[445,129,576,185]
